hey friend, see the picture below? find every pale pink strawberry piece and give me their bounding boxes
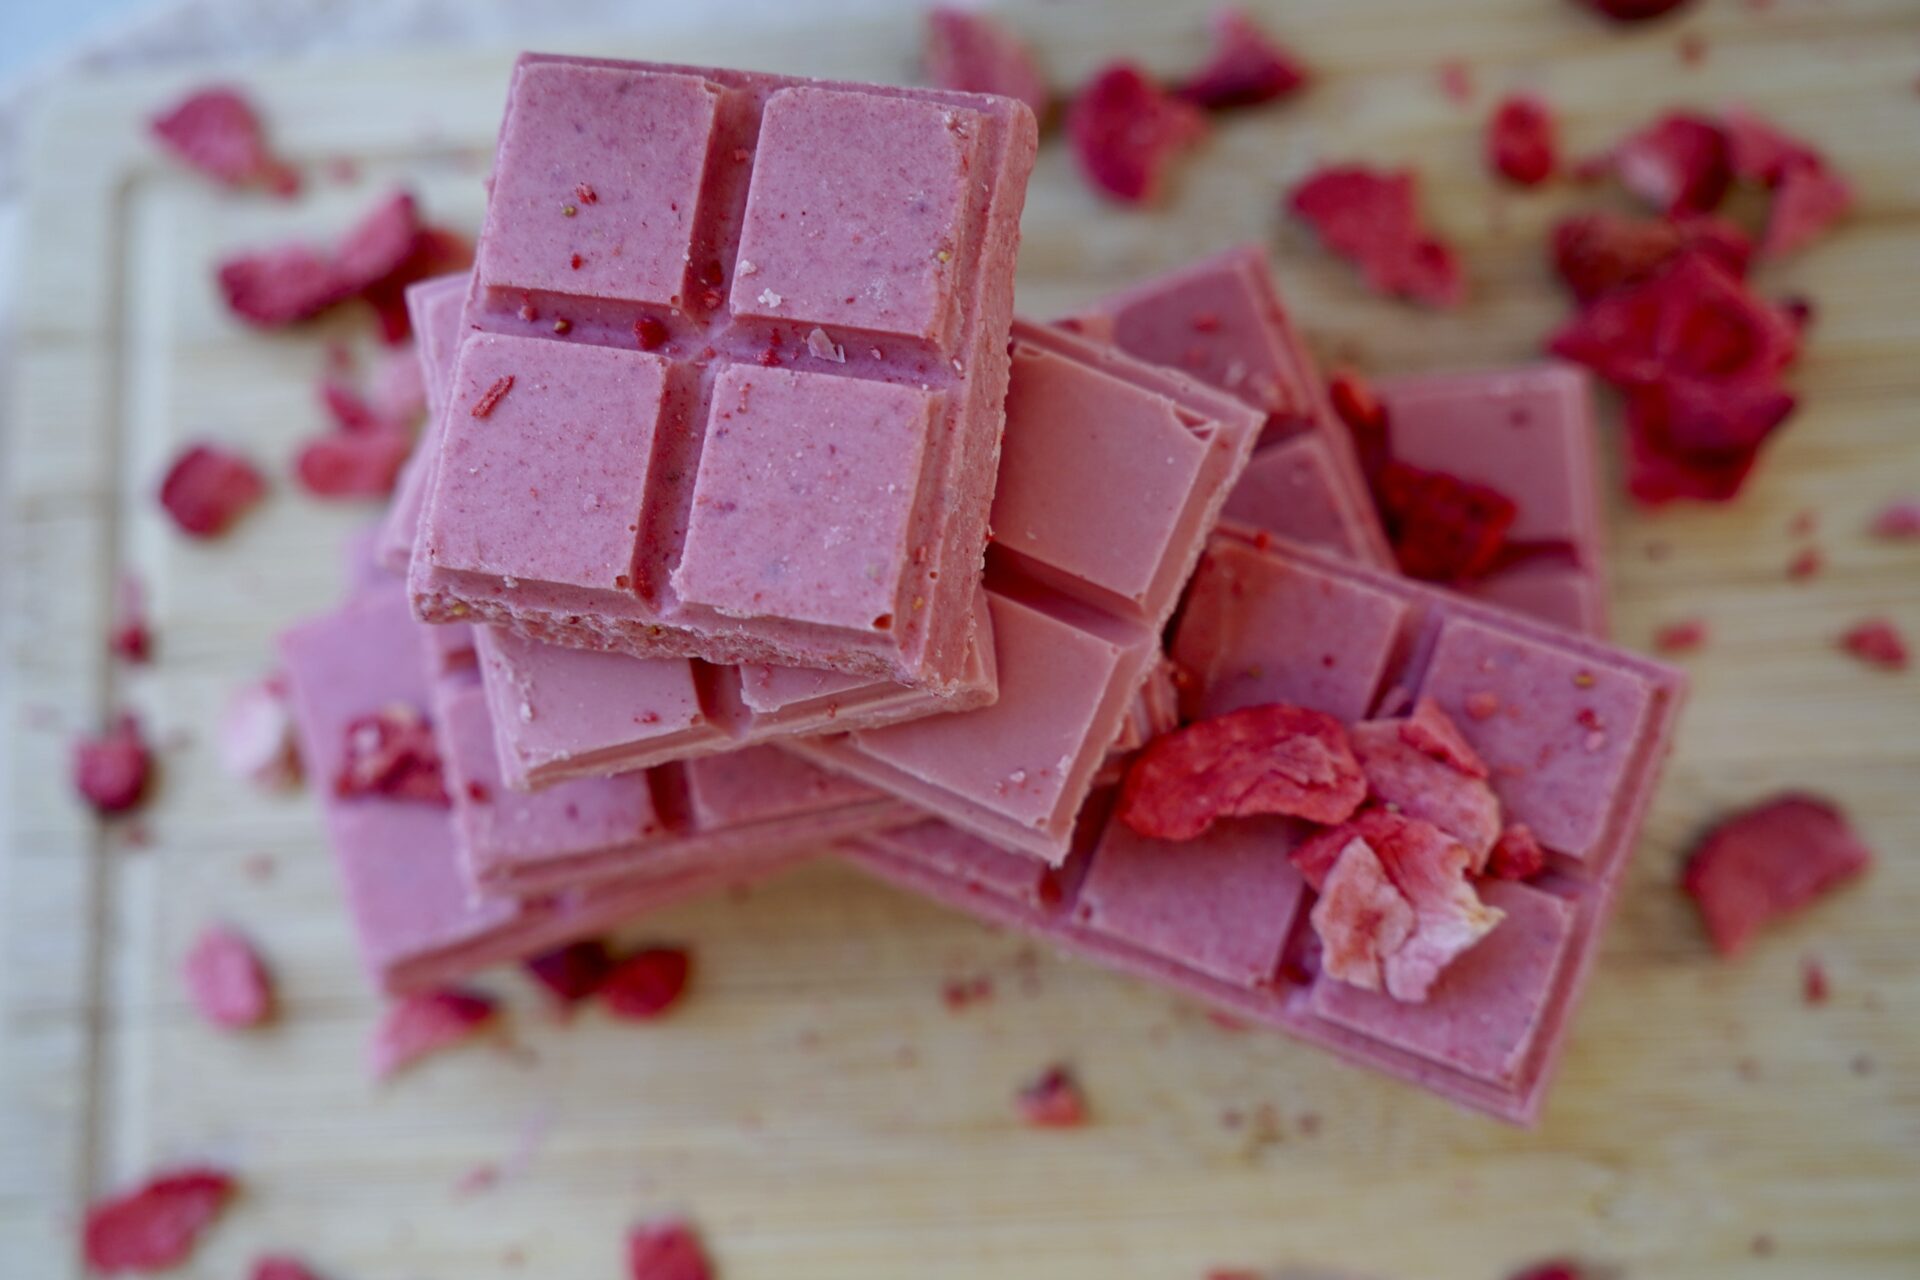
[82,1167,237,1273]
[1349,707,1501,868]
[1066,63,1208,204]
[1488,823,1548,880]
[294,430,412,498]
[158,443,267,537]
[74,714,153,816]
[149,86,298,194]
[923,7,1050,120]
[183,923,274,1030]
[218,675,301,788]
[1870,498,1920,540]
[1683,793,1872,955]
[1310,837,1416,994]
[1174,7,1310,110]
[1399,694,1489,777]
[1838,618,1909,671]
[1016,1064,1089,1128]
[368,988,497,1079]
[627,1218,714,1280]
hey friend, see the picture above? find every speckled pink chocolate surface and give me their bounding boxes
[787,319,1262,863]
[838,528,1685,1125]
[410,54,1038,692]
[1067,244,1393,568]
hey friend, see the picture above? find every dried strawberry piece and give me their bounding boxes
[524,938,614,1006]
[1118,702,1367,840]
[1549,211,1751,302]
[1760,162,1853,260]
[923,7,1050,121]
[318,378,389,435]
[251,1257,324,1280]
[74,714,153,816]
[158,443,267,537]
[1722,105,1825,185]
[1350,706,1501,867]
[1327,366,1389,480]
[1682,793,1872,955]
[332,191,424,294]
[1400,694,1490,777]
[1066,62,1208,205]
[1611,113,1731,215]
[111,572,152,664]
[149,87,298,195]
[182,923,274,1030]
[217,246,351,328]
[1574,0,1692,18]
[1310,836,1416,995]
[1488,823,1548,880]
[627,1218,714,1280]
[1838,618,1909,671]
[83,1167,237,1273]
[336,704,448,805]
[1288,166,1464,308]
[1622,391,1772,505]
[1016,1064,1089,1128]
[219,675,301,788]
[360,224,474,345]
[294,429,413,498]
[1374,460,1519,583]
[1174,7,1310,110]
[369,987,498,1079]
[1870,498,1920,540]
[1487,95,1558,186]
[603,946,692,1020]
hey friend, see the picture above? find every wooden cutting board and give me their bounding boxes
[5,3,1917,1276]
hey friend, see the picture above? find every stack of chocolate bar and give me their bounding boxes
[282,53,1684,1124]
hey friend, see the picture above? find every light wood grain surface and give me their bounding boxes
[4,3,1918,1277]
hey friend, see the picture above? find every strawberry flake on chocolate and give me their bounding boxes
[1016,1064,1089,1128]
[149,86,298,195]
[1173,7,1310,110]
[627,1217,714,1280]
[1487,94,1558,187]
[1488,823,1548,881]
[1066,63,1209,205]
[335,704,449,805]
[1118,702,1367,840]
[1288,165,1465,308]
[1549,211,1752,302]
[369,987,498,1079]
[471,374,516,418]
[1610,113,1731,215]
[1327,366,1389,480]
[183,923,274,1030]
[158,443,267,537]
[1838,618,1910,671]
[82,1166,237,1273]
[1682,793,1872,955]
[523,938,615,1006]
[1349,696,1501,867]
[603,946,692,1020]
[923,7,1051,121]
[74,714,153,816]
[1374,460,1519,583]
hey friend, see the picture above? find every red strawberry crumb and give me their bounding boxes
[82,1167,237,1273]
[1574,0,1693,20]
[74,714,153,816]
[602,947,692,1020]
[1787,547,1823,581]
[158,443,267,537]
[336,704,448,804]
[1683,793,1873,955]
[1487,94,1558,186]
[369,988,498,1079]
[1066,62,1208,205]
[575,183,599,204]
[1173,7,1310,110]
[1288,166,1465,308]
[149,87,298,195]
[1017,1064,1088,1128]
[1118,702,1367,840]
[218,675,301,788]
[923,7,1051,121]
[1838,618,1909,671]
[111,572,152,663]
[1375,460,1519,582]
[250,1257,323,1280]
[1549,212,1751,303]
[1802,955,1830,1005]
[523,939,614,1006]
[1611,113,1732,215]
[1489,823,1548,880]
[1870,498,1920,540]
[1654,618,1708,653]
[941,974,995,1011]
[217,244,352,328]
[471,375,515,418]
[627,1218,713,1280]
[294,429,412,499]
[635,317,669,351]
[183,924,274,1030]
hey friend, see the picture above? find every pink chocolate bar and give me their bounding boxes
[374,273,469,573]
[426,622,920,897]
[410,54,1039,693]
[1065,244,1394,568]
[1374,365,1609,636]
[840,528,1685,1124]
[278,581,813,995]
[786,320,1262,863]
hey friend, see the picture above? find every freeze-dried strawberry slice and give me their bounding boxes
[1838,618,1909,671]
[1611,113,1732,215]
[627,1218,714,1280]
[1288,166,1464,308]
[369,988,498,1079]
[1174,7,1310,110]
[1623,394,1770,505]
[1067,63,1208,204]
[524,939,615,1006]
[332,191,424,294]
[218,675,301,788]
[1682,793,1872,955]
[336,704,448,804]
[1016,1064,1089,1128]
[83,1167,237,1273]
[1760,162,1854,260]
[1118,702,1367,840]
[183,923,274,1030]
[217,245,351,328]
[294,429,412,498]
[1487,95,1558,186]
[251,1256,323,1280]
[1488,823,1548,880]
[1350,706,1501,867]
[1327,366,1389,480]
[158,443,267,537]
[74,714,153,816]
[1574,0,1692,19]
[318,378,392,435]
[1311,836,1417,995]
[603,947,692,1020]
[1550,252,1798,388]
[111,572,152,664]
[360,224,474,345]
[1399,695,1490,777]
[149,87,298,195]
[1374,460,1519,583]
[1722,105,1826,185]
[923,7,1050,120]
[1549,212,1751,302]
